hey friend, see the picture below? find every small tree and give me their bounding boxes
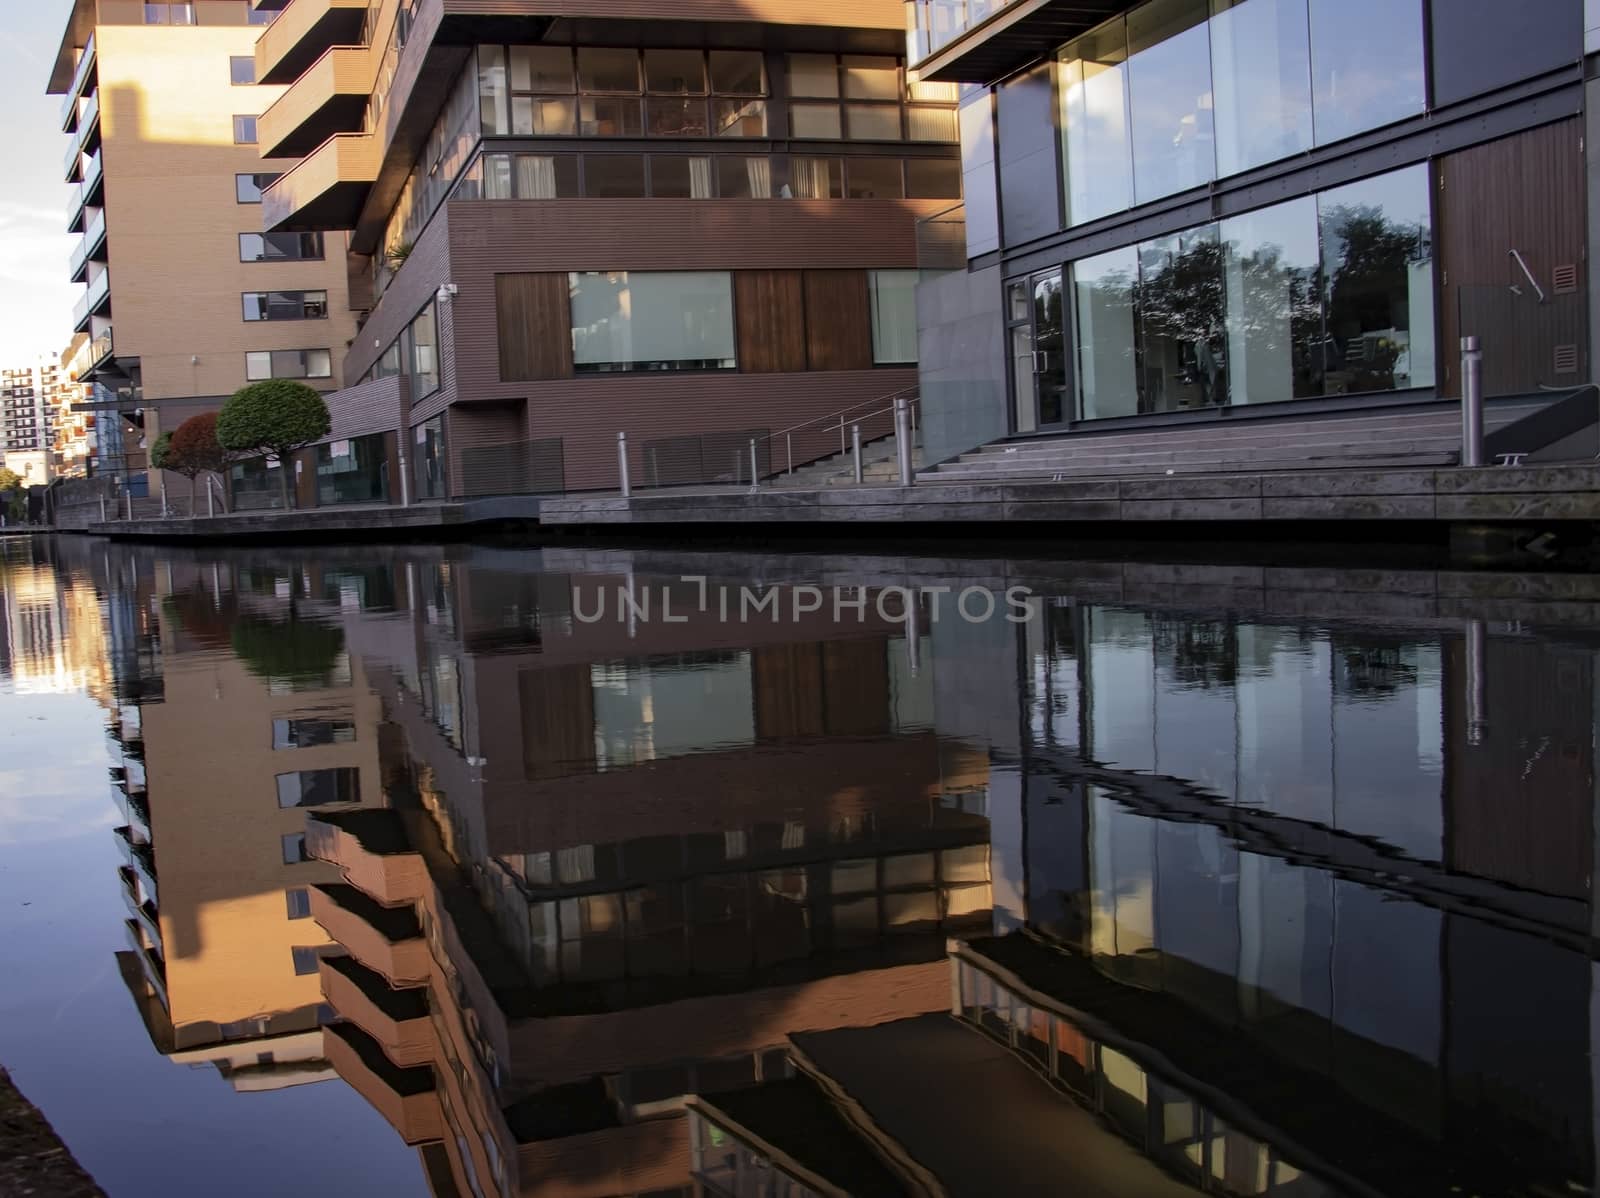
[216,381,331,510]
[169,412,235,514]
[0,468,22,493]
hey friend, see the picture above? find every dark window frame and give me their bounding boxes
[230,56,256,86]
[242,290,330,322]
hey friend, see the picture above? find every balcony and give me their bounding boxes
[73,269,111,333]
[262,132,380,232]
[255,0,368,86]
[909,0,1131,83]
[66,182,85,234]
[87,328,116,374]
[82,148,103,204]
[258,45,372,159]
[59,33,96,133]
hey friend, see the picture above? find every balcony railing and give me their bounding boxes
[73,269,110,331]
[59,33,96,132]
[909,0,1017,63]
[64,139,81,183]
[83,148,103,198]
[76,92,100,150]
[66,182,85,233]
[69,209,106,281]
[88,328,115,371]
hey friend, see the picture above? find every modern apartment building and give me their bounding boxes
[911,0,1593,469]
[252,0,960,499]
[47,0,361,505]
[54,333,98,479]
[2,362,48,456]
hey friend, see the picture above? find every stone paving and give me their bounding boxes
[0,1068,104,1198]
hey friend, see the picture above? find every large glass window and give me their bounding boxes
[242,290,328,322]
[316,434,389,505]
[235,172,280,203]
[232,115,257,145]
[1059,24,1133,225]
[414,415,447,499]
[869,270,920,364]
[409,302,440,397]
[239,232,324,262]
[1209,0,1312,176]
[1308,0,1425,146]
[230,56,256,86]
[1070,163,1434,419]
[650,155,714,198]
[569,271,736,372]
[1126,0,1214,205]
[246,349,332,381]
[276,768,360,808]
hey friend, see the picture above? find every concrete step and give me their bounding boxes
[920,450,1458,483]
[928,438,1461,476]
[945,420,1463,463]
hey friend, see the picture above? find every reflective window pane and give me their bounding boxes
[716,156,773,198]
[646,96,709,136]
[710,51,765,96]
[650,155,714,198]
[509,45,574,92]
[847,104,902,140]
[870,270,920,364]
[1059,23,1133,225]
[1072,244,1140,419]
[1126,0,1215,204]
[846,158,904,198]
[1137,224,1226,411]
[569,271,737,371]
[1209,0,1313,175]
[788,53,840,98]
[584,154,647,197]
[1221,195,1324,403]
[906,157,961,199]
[790,103,842,139]
[1310,0,1426,146]
[843,55,899,100]
[907,106,958,142]
[512,95,576,136]
[713,98,767,136]
[1318,164,1434,393]
[645,49,706,94]
[788,156,842,198]
[578,48,641,93]
[580,96,643,137]
[478,45,508,134]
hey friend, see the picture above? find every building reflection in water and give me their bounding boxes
[26,537,1600,1197]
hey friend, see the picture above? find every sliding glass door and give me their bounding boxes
[1007,269,1069,434]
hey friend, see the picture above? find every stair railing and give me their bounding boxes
[752,386,920,485]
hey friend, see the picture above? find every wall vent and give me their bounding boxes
[1553,344,1579,374]
[1553,264,1579,294]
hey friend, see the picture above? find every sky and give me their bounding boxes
[0,0,85,368]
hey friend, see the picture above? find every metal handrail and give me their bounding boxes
[760,384,920,477]
[760,384,920,449]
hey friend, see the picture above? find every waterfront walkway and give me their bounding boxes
[0,1068,104,1197]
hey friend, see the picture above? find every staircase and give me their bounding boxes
[920,405,1509,483]
[767,432,924,488]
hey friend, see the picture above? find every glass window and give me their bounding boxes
[645,49,706,94]
[510,45,574,92]
[478,45,509,134]
[1126,0,1214,204]
[870,270,920,364]
[285,888,312,919]
[1209,0,1312,176]
[291,946,321,975]
[242,290,328,321]
[484,153,579,198]
[276,767,360,808]
[230,56,256,85]
[847,105,902,140]
[713,98,767,137]
[585,154,647,197]
[232,115,257,144]
[710,51,765,96]
[1059,23,1134,225]
[273,717,355,748]
[569,271,736,372]
[316,433,389,505]
[579,48,641,93]
[1073,244,1140,419]
[246,349,333,381]
[413,415,446,499]
[716,156,772,198]
[580,96,643,137]
[1137,223,1225,411]
[906,157,961,199]
[512,94,577,135]
[239,232,324,262]
[1317,164,1434,392]
[410,302,440,397]
[788,156,842,199]
[846,158,904,198]
[1309,0,1425,146]
[1221,195,1323,404]
[281,832,308,863]
[645,96,709,136]
[907,106,958,141]
[235,172,280,203]
[790,103,843,139]
[843,56,899,100]
[650,155,714,198]
[788,53,839,98]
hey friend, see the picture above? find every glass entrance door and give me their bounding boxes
[1007,269,1068,434]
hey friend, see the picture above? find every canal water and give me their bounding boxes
[1,533,1595,1197]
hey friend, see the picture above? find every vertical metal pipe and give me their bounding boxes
[840,422,846,456]
[1461,335,1484,467]
[98,495,106,522]
[905,587,922,676]
[1466,619,1488,745]
[894,396,914,486]
[207,477,215,518]
[617,431,631,497]
[786,432,793,476]
[749,438,760,489]
[852,423,864,484]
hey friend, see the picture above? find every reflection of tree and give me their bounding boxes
[1220,237,1325,400]
[231,613,345,689]
[1322,204,1428,393]
[1154,619,1238,688]
[163,586,237,653]
[1136,235,1226,407]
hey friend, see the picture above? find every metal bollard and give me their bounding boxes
[207,477,215,517]
[786,432,793,476]
[125,489,133,521]
[98,495,106,522]
[894,395,915,487]
[617,431,631,498]
[1461,336,1484,467]
[749,438,760,491]
[852,423,864,484]
[1465,618,1488,745]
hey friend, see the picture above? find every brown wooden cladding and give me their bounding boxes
[1436,118,1587,397]
[734,271,806,373]
[496,273,573,382]
[804,269,873,371]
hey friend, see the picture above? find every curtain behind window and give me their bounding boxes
[516,155,558,198]
[746,156,772,199]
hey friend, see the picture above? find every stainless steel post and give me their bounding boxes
[125,488,133,521]
[852,423,864,484]
[1466,619,1488,745]
[786,432,793,475]
[207,477,215,517]
[98,495,106,522]
[905,587,922,676]
[894,396,914,486]
[617,431,631,497]
[749,438,760,490]
[1461,335,1484,467]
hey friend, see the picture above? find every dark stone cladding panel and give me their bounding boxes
[326,374,411,442]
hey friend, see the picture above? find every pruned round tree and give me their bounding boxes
[216,380,331,509]
[169,411,236,513]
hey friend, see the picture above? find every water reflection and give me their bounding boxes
[4,536,1599,1196]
